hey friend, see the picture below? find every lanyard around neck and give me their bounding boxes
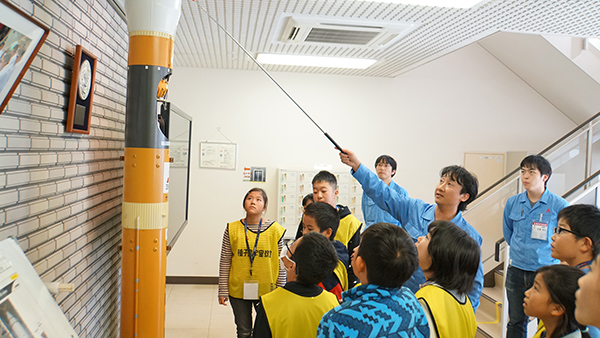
[243,218,262,276]
[576,260,593,270]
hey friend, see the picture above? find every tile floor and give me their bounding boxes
[165,284,238,338]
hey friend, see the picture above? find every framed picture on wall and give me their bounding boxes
[200,142,237,170]
[66,45,97,134]
[0,0,50,115]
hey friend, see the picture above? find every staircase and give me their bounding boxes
[465,111,600,338]
[476,266,504,338]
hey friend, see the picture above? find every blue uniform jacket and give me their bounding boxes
[352,164,484,312]
[362,180,408,228]
[502,189,568,271]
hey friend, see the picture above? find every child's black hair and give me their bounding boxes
[357,222,417,288]
[294,232,338,285]
[312,171,337,190]
[439,166,479,212]
[521,155,552,187]
[558,204,600,257]
[303,202,340,240]
[242,187,268,210]
[535,265,588,338]
[302,193,314,207]
[375,155,397,177]
[425,220,480,295]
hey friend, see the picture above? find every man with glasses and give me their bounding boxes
[254,232,339,338]
[361,155,408,229]
[502,155,569,338]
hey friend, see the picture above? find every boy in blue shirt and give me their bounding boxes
[503,155,569,338]
[362,155,408,228]
[338,148,483,312]
[317,223,429,338]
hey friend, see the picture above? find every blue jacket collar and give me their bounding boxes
[422,206,463,224]
[518,189,550,205]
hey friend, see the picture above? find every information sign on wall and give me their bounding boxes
[200,142,237,170]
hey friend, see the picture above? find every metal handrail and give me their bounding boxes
[494,238,506,262]
[562,168,600,199]
[477,301,502,325]
[473,111,600,201]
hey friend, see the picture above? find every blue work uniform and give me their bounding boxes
[352,164,484,312]
[361,180,408,228]
[503,190,568,271]
[503,189,568,338]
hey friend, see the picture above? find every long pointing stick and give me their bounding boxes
[197,4,345,153]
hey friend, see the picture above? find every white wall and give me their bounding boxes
[166,42,576,277]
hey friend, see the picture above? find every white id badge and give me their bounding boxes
[243,280,259,300]
[531,222,548,240]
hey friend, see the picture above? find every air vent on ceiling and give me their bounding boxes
[278,16,418,49]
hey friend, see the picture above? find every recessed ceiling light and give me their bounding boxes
[256,53,377,69]
[374,0,483,9]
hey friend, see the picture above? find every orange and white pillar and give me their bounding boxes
[120,1,181,337]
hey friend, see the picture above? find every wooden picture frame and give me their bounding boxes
[0,0,49,115]
[66,45,97,134]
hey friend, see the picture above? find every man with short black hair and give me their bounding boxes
[503,155,569,338]
[338,148,484,312]
[362,155,408,229]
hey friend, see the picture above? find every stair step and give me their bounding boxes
[476,327,494,338]
[477,306,503,338]
[494,269,504,287]
[478,293,503,320]
[482,285,504,303]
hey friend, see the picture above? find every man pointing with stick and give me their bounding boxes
[338,148,484,312]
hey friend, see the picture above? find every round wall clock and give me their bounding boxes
[78,60,92,100]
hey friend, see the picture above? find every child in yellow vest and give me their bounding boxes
[415,220,480,338]
[312,170,362,287]
[254,231,340,338]
[524,265,588,338]
[218,188,286,338]
[301,202,350,301]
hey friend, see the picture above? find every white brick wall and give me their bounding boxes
[1,0,127,336]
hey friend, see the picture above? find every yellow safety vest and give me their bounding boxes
[333,260,348,292]
[532,321,545,338]
[335,214,361,248]
[262,287,339,338]
[228,220,285,299]
[416,284,477,338]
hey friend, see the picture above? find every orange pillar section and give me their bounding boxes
[121,1,180,337]
[120,149,169,337]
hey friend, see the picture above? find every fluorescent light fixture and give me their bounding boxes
[373,0,483,9]
[256,53,377,69]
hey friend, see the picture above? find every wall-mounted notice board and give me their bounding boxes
[200,142,237,170]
